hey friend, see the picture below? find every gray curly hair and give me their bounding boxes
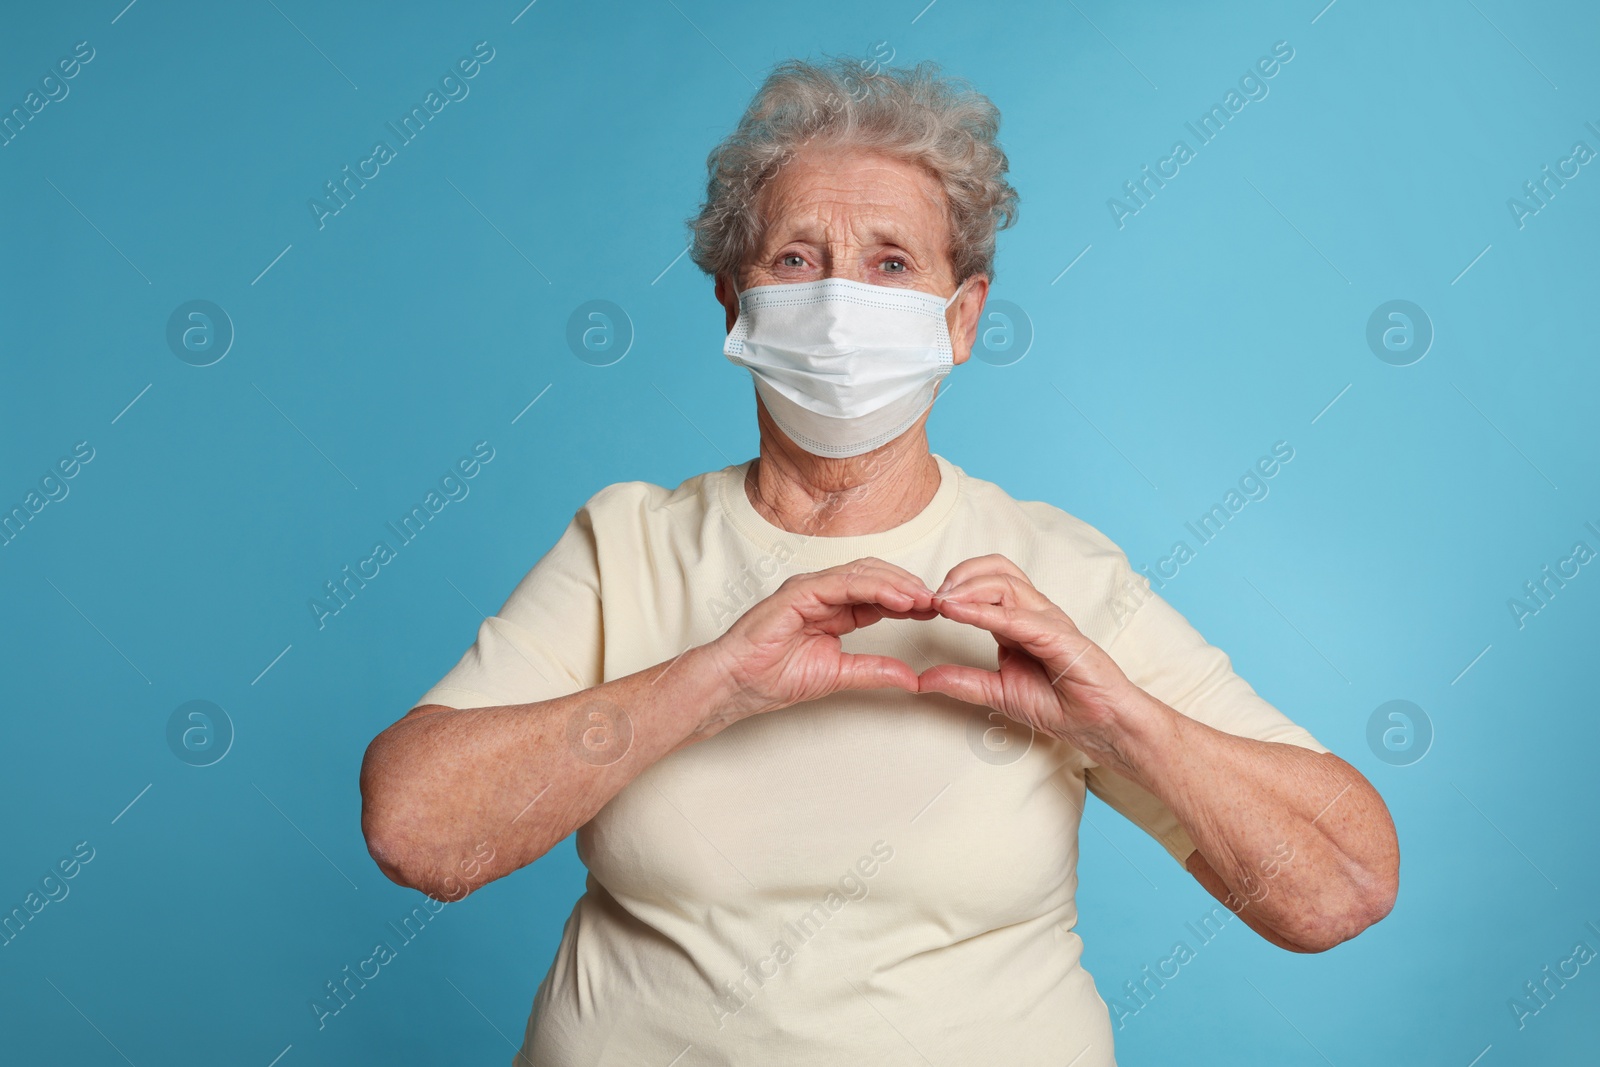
[686,56,1019,286]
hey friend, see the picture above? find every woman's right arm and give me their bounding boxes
[359,558,936,901]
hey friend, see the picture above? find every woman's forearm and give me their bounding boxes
[359,643,736,901]
[1099,685,1400,952]
[362,557,941,902]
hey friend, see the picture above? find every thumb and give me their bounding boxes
[916,663,1003,708]
[835,652,919,694]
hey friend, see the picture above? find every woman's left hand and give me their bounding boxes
[919,554,1142,762]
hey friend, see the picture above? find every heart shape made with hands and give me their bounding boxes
[858,553,1135,747]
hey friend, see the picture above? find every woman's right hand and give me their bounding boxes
[696,557,938,737]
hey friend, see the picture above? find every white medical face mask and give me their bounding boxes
[723,276,967,458]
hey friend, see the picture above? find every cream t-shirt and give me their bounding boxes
[415,452,1331,1067]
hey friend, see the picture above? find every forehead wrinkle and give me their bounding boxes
[747,146,952,270]
[757,184,937,256]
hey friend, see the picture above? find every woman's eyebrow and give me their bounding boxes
[859,223,923,249]
[828,228,922,250]
[756,222,922,253]
[758,222,821,246]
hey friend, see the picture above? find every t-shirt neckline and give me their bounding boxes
[717,452,962,565]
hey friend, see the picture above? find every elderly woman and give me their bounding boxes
[360,57,1399,1065]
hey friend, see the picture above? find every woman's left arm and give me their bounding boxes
[919,554,1399,955]
[1102,691,1397,953]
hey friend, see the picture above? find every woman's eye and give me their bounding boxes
[882,258,906,273]
[781,254,805,268]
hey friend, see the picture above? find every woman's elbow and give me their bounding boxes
[359,731,447,897]
[358,730,536,902]
[1294,781,1401,951]
[360,794,476,901]
[1346,818,1402,941]
[1352,856,1400,939]
[363,814,422,891]
[1283,857,1399,953]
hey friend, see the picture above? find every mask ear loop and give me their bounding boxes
[930,278,968,410]
[727,272,745,336]
[726,272,753,352]
[944,278,968,309]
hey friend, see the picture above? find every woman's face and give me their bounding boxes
[716,144,984,363]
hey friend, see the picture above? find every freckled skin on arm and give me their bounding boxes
[1136,721,1400,954]
[1180,753,1397,957]
[359,646,730,902]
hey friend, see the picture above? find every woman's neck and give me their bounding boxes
[744,419,941,537]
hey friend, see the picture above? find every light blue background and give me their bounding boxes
[3,0,1596,1063]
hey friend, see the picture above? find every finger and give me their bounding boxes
[933,553,1028,596]
[937,598,1109,690]
[855,602,939,625]
[809,600,937,639]
[838,573,930,617]
[835,652,920,694]
[916,662,1005,707]
[934,572,1052,612]
[795,569,933,615]
[831,560,936,610]
[875,606,941,621]
[807,601,885,638]
[845,602,889,632]
[932,597,1066,663]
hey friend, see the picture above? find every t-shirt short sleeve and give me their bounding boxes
[1083,554,1332,867]
[412,503,604,712]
